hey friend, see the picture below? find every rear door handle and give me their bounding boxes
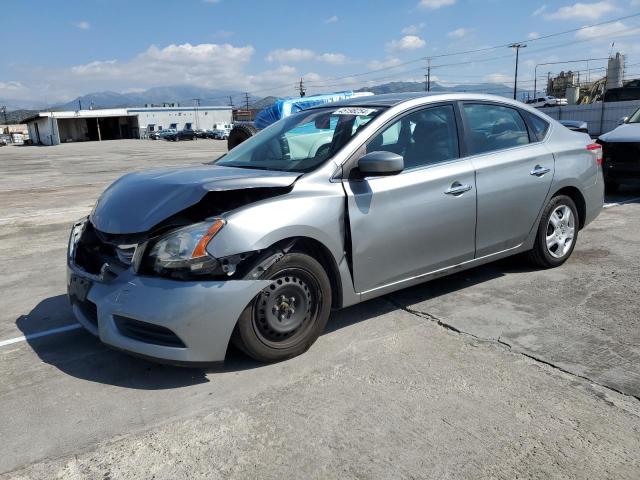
[445,182,473,196]
[530,165,551,177]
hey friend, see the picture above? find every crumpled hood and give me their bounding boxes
[91,165,300,234]
[599,123,640,143]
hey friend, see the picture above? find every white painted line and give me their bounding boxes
[0,323,82,348]
[604,196,640,209]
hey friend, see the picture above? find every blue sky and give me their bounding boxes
[1,0,640,105]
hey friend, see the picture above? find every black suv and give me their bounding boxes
[164,129,196,141]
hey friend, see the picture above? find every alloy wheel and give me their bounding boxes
[545,205,575,259]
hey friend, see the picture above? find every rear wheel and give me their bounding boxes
[526,195,578,268]
[233,253,331,362]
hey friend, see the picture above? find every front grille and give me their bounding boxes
[73,222,136,274]
[114,315,186,348]
[76,299,98,327]
[602,142,640,164]
[115,245,136,265]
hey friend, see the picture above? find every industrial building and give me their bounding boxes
[23,105,233,145]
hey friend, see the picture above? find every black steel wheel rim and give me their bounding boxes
[252,267,322,349]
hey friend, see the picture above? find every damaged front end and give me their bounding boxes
[66,165,302,363]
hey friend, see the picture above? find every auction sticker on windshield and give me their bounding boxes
[333,107,378,116]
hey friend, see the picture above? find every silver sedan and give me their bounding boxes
[67,93,604,364]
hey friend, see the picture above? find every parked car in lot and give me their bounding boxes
[164,129,196,141]
[149,128,177,140]
[209,123,233,140]
[596,107,640,192]
[194,129,208,139]
[0,134,10,146]
[67,93,604,365]
[526,96,568,108]
[559,119,589,134]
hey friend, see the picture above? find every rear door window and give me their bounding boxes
[462,103,530,155]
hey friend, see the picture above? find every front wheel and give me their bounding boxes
[233,253,332,363]
[526,195,579,268]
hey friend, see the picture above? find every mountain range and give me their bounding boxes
[5,82,522,122]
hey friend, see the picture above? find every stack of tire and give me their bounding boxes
[227,123,259,150]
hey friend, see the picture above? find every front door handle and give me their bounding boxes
[445,182,473,196]
[530,165,551,177]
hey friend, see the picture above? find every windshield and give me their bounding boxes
[215,106,385,172]
[628,108,640,123]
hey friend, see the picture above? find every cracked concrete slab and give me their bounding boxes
[390,200,640,399]
[1,142,640,478]
[4,300,640,479]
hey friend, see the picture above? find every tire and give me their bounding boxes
[233,252,332,363]
[526,195,579,268]
[227,123,259,150]
[605,180,619,193]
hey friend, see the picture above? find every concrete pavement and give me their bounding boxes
[1,140,639,478]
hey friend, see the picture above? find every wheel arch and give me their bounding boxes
[246,236,344,310]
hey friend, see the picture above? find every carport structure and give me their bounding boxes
[24,109,139,145]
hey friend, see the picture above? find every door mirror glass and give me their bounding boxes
[358,151,404,175]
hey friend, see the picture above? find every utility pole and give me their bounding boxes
[298,78,307,97]
[244,92,251,120]
[193,98,201,130]
[228,96,234,108]
[509,43,526,100]
[1,106,8,133]
[425,58,432,92]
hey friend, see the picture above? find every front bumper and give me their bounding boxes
[67,262,269,364]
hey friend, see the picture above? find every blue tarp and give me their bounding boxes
[253,91,369,129]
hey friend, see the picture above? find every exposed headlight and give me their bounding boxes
[147,219,225,274]
[68,216,88,262]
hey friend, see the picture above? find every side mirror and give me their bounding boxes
[619,117,629,125]
[358,151,404,176]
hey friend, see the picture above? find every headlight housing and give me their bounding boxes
[68,216,88,262]
[147,219,225,275]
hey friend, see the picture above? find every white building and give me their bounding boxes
[24,105,232,145]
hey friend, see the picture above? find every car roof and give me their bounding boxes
[309,92,532,109]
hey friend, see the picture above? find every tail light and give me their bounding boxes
[587,143,603,166]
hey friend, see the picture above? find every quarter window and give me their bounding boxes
[462,104,530,155]
[525,112,550,141]
[367,104,459,170]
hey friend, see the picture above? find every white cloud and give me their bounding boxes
[367,57,402,70]
[575,21,640,39]
[0,81,26,92]
[447,28,471,38]
[485,73,511,84]
[402,23,426,34]
[265,49,348,64]
[70,43,255,90]
[265,48,315,63]
[324,15,338,23]
[418,0,456,9]
[317,53,347,64]
[73,21,90,30]
[532,4,547,16]
[212,29,234,39]
[545,1,616,20]
[386,35,426,51]
[528,31,541,39]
